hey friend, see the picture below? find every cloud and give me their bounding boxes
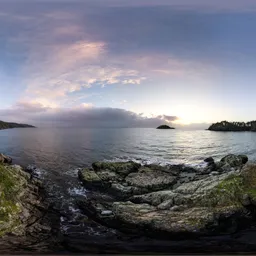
[0,102,178,128]
[0,1,222,110]
[86,0,256,12]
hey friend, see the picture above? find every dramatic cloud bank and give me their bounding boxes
[0,103,178,128]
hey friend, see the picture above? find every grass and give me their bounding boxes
[0,164,22,235]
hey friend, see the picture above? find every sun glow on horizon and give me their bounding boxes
[170,104,214,125]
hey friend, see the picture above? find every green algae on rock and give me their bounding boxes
[0,155,60,253]
[77,154,256,238]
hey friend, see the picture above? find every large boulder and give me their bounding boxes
[220,154,248,168]
[125,167,177,191]
[78,162,178,198]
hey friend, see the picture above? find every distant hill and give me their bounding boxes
[208,121,256,131]
[156,125,175,129]
[0,120,36,130]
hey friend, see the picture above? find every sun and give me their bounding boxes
[172,104,209,125]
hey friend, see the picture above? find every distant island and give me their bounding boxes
[208,120,256,131]
[156,125,175,129]
[0,120,35,130]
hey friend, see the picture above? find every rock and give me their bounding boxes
[131,190,178,206]
[170,205,183,212]
[241,194,251,206]
[204,157,214,163]
[182,166,197,173]
[110,183,133,198]
[78,168,102,189]
[92,161,141,176]
[239,155,249,164]
[157,199,174,210]
[220,154,248,168]
[210,171,219,176]
[0,153,12,164]
[200,163,217,174]
[77,155,256,240]
[0,162,60,252]
[125,167,177,191]
[78,161,177,198]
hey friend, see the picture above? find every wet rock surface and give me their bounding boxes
[3,152,256,253]
[0,156,61,253]
[75,154,256,252]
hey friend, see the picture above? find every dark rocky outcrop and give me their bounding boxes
[0,153,12,164]
[0,120,35,130]
[208,120,256,131]
[0,154,60,253]
[156,125,175,129]
[77,154,256,240]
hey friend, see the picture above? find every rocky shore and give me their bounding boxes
[0,154,60,253]
[3,151,256,253]
[77,154,256,245]
[208,120,256,131]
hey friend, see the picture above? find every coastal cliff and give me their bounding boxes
[208,121,256,131]
[0,120,35,130]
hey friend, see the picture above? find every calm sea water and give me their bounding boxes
[1,128,256,169]
[1,128,256,251]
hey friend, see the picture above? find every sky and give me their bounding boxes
[1,0,256,128]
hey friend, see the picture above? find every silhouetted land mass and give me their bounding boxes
[157,125,175,129]
[0,120,35,130]
[208,120,256,131]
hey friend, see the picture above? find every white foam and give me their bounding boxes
[105,156,185,167]
[26,165,46,179]
[68,187,87,197]
[66,168,82,177]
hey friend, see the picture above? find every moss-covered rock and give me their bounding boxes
[78,168,102,188]
[0,159,59,253]
[78,162,178,197]
[78,155,256,238]
[0,164,27,236]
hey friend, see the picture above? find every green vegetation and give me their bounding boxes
[0,120,35,130]
[156,125,175,129]
[208,120,256,131]
[199,165,256,210]
[0,164,25,236]
[203,175,244,208]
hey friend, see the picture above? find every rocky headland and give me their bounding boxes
[0,120,35,130]
[0,154,60,253]
[208,120,256,131]
[77,154,256,252]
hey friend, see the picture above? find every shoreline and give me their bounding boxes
[2,153,256,253]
